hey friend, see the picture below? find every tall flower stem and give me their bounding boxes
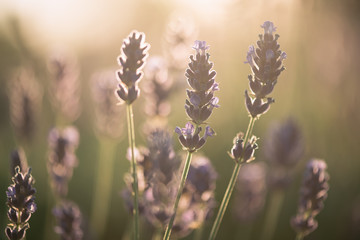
[90,138,116,238]
[209,117,256,240]
[260,190,285,240]
[126,104,139,240]
[295,233,304,240]
[163,150,194,240]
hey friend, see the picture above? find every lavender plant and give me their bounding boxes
[47,126,80,198]
[142,56,173,131]
[8,68,42,145]
[209,21,286,240]
[260,118,304,240]
[53,201,83,240]
[233,162,266,223]
[48,54,81,124]
[115,30,149,240]
[122,129,217,239]
[163,40,218,240]
[264,118,304,190]
[291,159,329,240]
[90,70,123,238]
[5,151,36,240]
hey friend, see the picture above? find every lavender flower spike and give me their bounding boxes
[185,40,218,125]
[291,159,329,238]
[116,31,150,105]
[5,166,36,240]
[245,21,286,118]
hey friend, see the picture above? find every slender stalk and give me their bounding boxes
[90,138,116,238]
[163,150,194,240]
[208,117,256,240]
[295,233,304,240]
[260,190,285,240]
[126,104,139,240]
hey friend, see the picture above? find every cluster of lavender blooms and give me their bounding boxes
[229,132,258,164]
[48,54,81,122]
[116,31,150,105]
[291,159,329,237]
[244,21,286,118]
[175,40,218,152]
[8,68,42,143]
[91,70,123,138]
[6,151,36,240]
[233,163,266,222]
[264,118,304,190]
[143,57,172,121]
[122,129,217,238]
[47,126,80,197]
[53,201,83,240]
[47,126,83,239]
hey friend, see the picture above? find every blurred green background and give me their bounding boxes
[0,0,360,239]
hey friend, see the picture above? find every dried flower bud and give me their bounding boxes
[291,159,329,237]
[175,122,215,153]
[244,21,286,118]
[185,40,219,125]
[47,126,79,197]
[229,132,258,163]
[53,201,83,240]
[48,53,81,122]
[233,162,266,222]
[8,68,42,142]
[91,70,123,138]
[116,31,150,104]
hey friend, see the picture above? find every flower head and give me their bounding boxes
[261,21,277,35]
[116,31,150,104]
[184,40,218,125]
[291,159,329,237]
[175,122,215,153]
[229,132,258,163]
[244,21,286,118]
[192,40,209,55]
[47,126,80,197]
[5,166,36,240]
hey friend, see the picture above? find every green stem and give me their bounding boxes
[90,138,116,238]
[295,233,304,240]
[163,150,194,240]
[208,117,256,240]
[126,104,139,240]
[260,191,285,240]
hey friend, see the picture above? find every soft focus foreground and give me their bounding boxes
[0,0,359,239]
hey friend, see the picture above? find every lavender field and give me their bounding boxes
[0,0,359,239]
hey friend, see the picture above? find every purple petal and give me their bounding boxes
[261,21,277,35]
[175,127,183,136]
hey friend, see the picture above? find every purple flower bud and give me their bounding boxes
[280,51,287,60]
[204,126,215,139]
[261,21,277,35]
[244,45,256,67]
[192,40,209,54]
